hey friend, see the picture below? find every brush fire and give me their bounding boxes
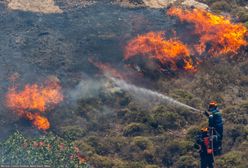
[167,7,248,56]
[124,8,247,74]
[124,32,195,71]
[5,77,63,130]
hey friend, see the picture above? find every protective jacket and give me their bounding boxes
[210,110,223,139]
[195,129,214,168]
[205,109,223,138]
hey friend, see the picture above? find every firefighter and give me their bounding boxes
[204,101,223,155]
[195,127,214,168]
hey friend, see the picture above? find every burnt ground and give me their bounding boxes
[0,0,174,138]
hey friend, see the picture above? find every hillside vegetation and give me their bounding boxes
[1,0,248,167]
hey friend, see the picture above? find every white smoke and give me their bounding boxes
[68,78,104,101]
[109,76,201,112]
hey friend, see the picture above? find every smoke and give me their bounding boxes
[68,78,105,101]
[109,76,201,112]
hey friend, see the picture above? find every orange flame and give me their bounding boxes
[124,32,195,71]
[6,78,63,130]
[167,7,248,56]
[25,112,50,130]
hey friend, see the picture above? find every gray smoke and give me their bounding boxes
[109,76,201,112]
[68,78,105,101]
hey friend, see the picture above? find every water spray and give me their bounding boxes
[108,76,202,113]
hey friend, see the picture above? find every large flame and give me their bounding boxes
[167,7,248,55]
[6,77,63,130]
[124,32,195,71]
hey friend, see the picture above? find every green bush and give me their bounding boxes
[90,154,114,168]
[237,11,248,22]
[244,21,248,28]
[124,108,153,124]
[132,136,153,150]
[144,165,159,168]
[123,123,147,136]
[58,126,86,141]
[153,110,183,129]
[171,89,194,102]
[198,0,216,5]
[216,151,244,168]
[223,105,247,125]
[211,1,232,12]
[175,155,199,168]
[162,140,192,166]
[85,136,115,155]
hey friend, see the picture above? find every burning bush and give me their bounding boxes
[5,77,64,130]
[124,32,195,72]
[167,7,247,56]
[124,8,247,76]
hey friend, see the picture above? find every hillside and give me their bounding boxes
[0,0,247,167]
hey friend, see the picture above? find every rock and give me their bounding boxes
[7,0,63,13]
[181,0,209,10]
[143,0,177,8]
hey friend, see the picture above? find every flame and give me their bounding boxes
[167,7,248,55]
[6,78,63,130]
[124,32,195,71]
[25,112,50,130]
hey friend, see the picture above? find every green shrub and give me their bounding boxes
[224,124,247,149]
[198,0,216,5]
[126,161,146,168]
[123,123,147,136]
[244,21,248,28]
[175,155,199,168]
[90,154,114,168]
[211,1,232,12]
[223,105,247,125]
[162,140,192,166]
[132,136,153,150]
[75,140,96,156]
[85,136,113,155]
[237,11,248,22]
[144,165,159,168]
[153,110,182,129]
[125,109,153,124]
[167,140,192,154]
[216,151,243,168]
[171,89,194,101]
[58,126,86,141]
